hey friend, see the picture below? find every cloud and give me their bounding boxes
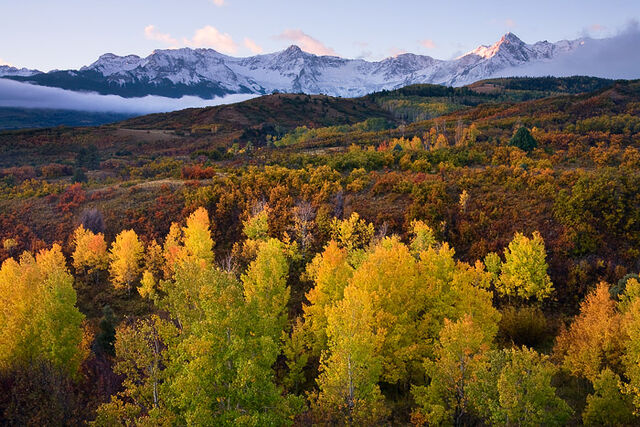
[276,29,336,56]
[244,37,263,54]
[144,25,179,47]
[590,24,606,32]
[389,47,408,57]
[505,19,516,28]
[0,58,13,67]
[186,25,238,53]
[420,39,436,49]
[0,78,257,114]
[211,0,224,5]
[490,20,640,82]
[145,25,238,54]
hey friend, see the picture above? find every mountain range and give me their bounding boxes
[0,32,598,99]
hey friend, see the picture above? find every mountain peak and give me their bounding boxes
[500,32,523,44]
[466,32,525,59]
[98,53,119,60]
[284,45,303,54]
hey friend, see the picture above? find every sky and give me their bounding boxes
[1,0,639,71]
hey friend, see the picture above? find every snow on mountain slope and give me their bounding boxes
[1,32,620,99]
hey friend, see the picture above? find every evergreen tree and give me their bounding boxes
[95,305,117,356]
[509,127,538,152]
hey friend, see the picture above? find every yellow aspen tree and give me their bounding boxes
[434,134,449,150]
[498,231,553,301]
[242,238,290,340]
[555,282,625,382]
[109,229,144,295]
[330,212,374,254]
[71,224,108,283]
[301,240,354,356]
[162,222,182,278]
[312,284,388,425]
[181,207,214,266]
[409,219,436,254]
[412,315,492,426]
[0,245,85,376]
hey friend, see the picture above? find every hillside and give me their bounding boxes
[119,91,394,131]
[2,76,640,424]
[0,77,616,168]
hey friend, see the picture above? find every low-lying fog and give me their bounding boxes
[0,78,257,113]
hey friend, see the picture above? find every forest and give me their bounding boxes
[1,76,640,425]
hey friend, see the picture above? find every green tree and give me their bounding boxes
[509,127,537,152]
[409,219,436,254]
[312,284,388,425]
[164,263,300,425]
[483,252,501,285]
[498,231,553,301]
[72,168,87,183]
[622,291,640,412]
[95,305,116,356]
[471,347,572,426]
[412,315,493,426]
[582,368,635,426]
[94,316,175,426]
[242,238,290,340]
[243,205,270,241]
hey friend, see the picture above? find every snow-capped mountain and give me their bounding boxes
[1,33,594,98]
[0,65,41,77]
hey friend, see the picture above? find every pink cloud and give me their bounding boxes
[145,25,238,54]
[420,39,436,49]
[505,19,516,28]
[144,25,179,47]
[244,37,264,54]
[211,0,224,5]
[389,47,408,57]
[276,29,336,56]
[186,25,238,54]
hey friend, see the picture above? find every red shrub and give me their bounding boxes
[181,164,216,180]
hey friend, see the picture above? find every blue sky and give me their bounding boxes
[1,0,639,71]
